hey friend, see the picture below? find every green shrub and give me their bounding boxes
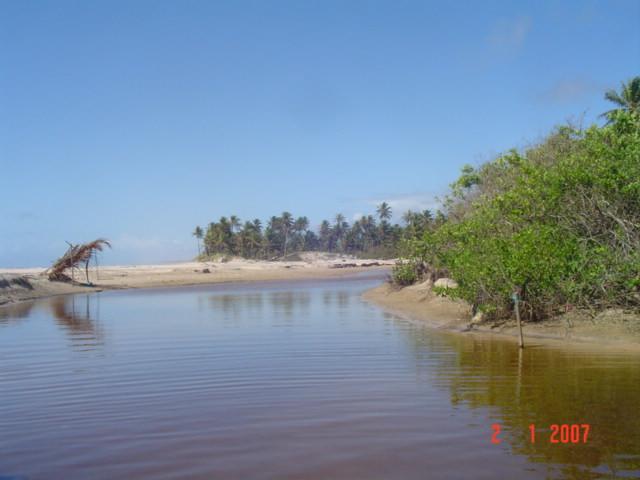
[392,260,419,286]
[405,111,640,320]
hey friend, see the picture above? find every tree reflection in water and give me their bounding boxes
[49,295,104,351]
[401,321,640,479]
[0,301,37,324]
[207,290,312,325]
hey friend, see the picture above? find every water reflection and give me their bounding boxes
[49,295,104,351]
[0,301,36,323]
[321,289,351,308]
[402,322,640,479]
[206,290,313,321]
[1,279,639,479]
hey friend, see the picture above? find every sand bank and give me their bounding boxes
[363,281,640,352]
[0,254,393,306]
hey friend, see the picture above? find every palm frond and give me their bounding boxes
[603,77,640,116]
[599,108,619,119]
[604,89,625,107]
[47,239,111,282]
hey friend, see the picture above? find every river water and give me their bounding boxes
[1,273,639,479]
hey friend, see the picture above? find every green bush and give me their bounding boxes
[392,260,418,286]
[406,111,640,320]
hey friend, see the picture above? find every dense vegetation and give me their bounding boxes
[192,202,431,260]
[396,77,640,320]
[192,78,639,320]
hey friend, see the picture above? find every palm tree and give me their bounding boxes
[217,217,234,254]
[294,216,309,233]
[294,216,309,250]
[238,221,261,258]
[319,220,332,251]
[362,215,377,248]
[281,211,293,257]
[602,76,640,121]
[375,203,392,246]
[229,215,241,233]
[191,204,416,259]
[333,213,348,252]
[192,226,204,256]
[204,222,215,256]
[376,202,392,221]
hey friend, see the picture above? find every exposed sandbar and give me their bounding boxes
[363,281,640,352]
[1,255,393,306]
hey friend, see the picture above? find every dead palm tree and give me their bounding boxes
[47,239,111,284]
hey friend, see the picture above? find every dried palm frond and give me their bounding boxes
[47,239,111,283]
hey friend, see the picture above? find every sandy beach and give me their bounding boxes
[0,253,393,306]
[364,281,640,352]
[4,254,640,351]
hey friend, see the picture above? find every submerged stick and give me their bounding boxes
[513,290,524,348]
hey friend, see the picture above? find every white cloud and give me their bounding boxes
[486,16,531,57]
[367,193,440,220]
[16,211,38,221]
[108,234,193,265]
[538,77,603,104]
[116,234,166,250]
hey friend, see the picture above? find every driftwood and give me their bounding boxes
[329,262,382,269]
[46,239,111,283]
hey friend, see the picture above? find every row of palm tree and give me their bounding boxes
[192,202,436,260]
[191,77,639,261]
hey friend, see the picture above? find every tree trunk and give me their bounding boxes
[283,230,288,258]
[514,294,524,348]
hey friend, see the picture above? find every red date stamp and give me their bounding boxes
[491,423,590,444]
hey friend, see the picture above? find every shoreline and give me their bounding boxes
[4,259,639,353]
[0,257,394,307]
[363,282,640,353]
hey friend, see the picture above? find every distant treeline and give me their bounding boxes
[192,203,437,260]
[395,77,640,320]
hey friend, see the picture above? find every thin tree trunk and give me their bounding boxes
[95,251,100,280]
[514,293,524,348]
[283,230,288,258]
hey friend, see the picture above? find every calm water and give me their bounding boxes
[1,274,639,479]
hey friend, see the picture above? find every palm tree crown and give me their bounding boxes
[192,226,204,256]
[602,76,640,121]
[229,215,241,233]
[376,202,392,221]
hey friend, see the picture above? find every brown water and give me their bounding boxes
[1,274,639,479]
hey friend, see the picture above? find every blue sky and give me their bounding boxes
[1,0,639,267]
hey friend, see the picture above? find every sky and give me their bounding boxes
[1,0,639,267]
